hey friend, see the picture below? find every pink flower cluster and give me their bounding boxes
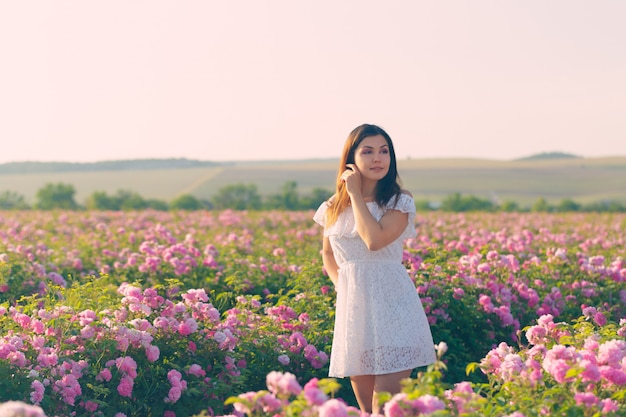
[165,369,188,403]
[444,381,483,414]
[0,401,47,417]
[383,393,446,417]
[481,313,626,413]
[276,330,329,369]
[112,356,137,398]
[403,213,626,352]
[231,372,358,417]
[266,371,302,397]
[0,279,260,415]
[1,210,315,299]
[3,208,626,416]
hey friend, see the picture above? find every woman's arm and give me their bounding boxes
[321,235,339,286]
[341,164,410,251]
[350,198,408,251]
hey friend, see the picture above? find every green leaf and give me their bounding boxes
[466,361,480,375]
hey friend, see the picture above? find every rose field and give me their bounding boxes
[0,209,625,417]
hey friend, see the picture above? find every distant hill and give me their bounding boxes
[2,156,626,206]
[515,152,581,161]
[0,158,224,175]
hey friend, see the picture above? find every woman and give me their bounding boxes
[313,124,436,414]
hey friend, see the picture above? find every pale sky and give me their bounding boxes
[1,1,625,164]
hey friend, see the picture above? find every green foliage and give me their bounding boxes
[582,199,626,212]
[264,181,300,210]
[440,193,495,212]
[263,182,332,210]
[0,266,337,416]
[531,197,551,212]
[500,200,520,212]
[15,175,626,213]
[0,191,30,210]
[170,194,203,211]
[218,315,626,417]
[298,187,333,210]
[0,254,43,304]
[212,183,263,210]
[223,376,343,417]
[117,190,149,210]
[85,191,119,210]
[557,198,581,212]
[0,278,246,416]
[416,248,512,384]
[35,182,79,210]
[144,198,170,211]
[414,199,433,211]
[211,182,332,211]
[267,265,339,389]
[86,189,169,211]
[0,366,31,403]
[469,315,626,416]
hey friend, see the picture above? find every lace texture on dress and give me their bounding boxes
[313,193,416,240]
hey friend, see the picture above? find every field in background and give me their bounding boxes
[1,156,626,206]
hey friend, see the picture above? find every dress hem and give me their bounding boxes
[328,358,436,379]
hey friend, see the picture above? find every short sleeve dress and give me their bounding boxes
[313,193,436,378]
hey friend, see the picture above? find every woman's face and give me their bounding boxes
[353,134,390,182]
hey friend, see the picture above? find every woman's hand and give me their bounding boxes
[341,164,362,198]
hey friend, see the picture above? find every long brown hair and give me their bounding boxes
[326,124,402,227]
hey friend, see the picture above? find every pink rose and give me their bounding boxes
[318,399,348,417]
[303,378,327,406]
[145,345,160,362]
[414,394,446,414]
[117,376,134,398]
[96,368,112,382]
[188,364,206,377]
[166,386,182,403]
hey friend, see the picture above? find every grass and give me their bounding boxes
[0,167,223,203]
[2,157,625,206]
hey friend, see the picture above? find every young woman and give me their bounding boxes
[313,124,436,414]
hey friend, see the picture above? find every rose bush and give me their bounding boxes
[1,210,625,415]
[221,313,626,417]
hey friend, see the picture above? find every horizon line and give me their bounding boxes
[4,152,626,166]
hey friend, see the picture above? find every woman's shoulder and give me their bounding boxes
[394,190,414,203]
[384,190,415,212]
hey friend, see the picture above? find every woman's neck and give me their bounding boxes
[361,182,377,201]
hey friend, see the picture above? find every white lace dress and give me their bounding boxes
[313,193,436,378]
